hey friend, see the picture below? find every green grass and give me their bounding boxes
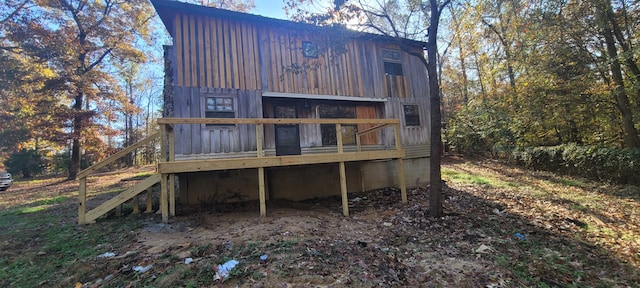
[0,204,142,287]
[442,167,516,187]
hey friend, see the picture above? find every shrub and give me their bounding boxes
[507,144,640,185]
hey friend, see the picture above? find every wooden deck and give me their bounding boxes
[77,118,407,224]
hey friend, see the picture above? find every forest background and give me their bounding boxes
[1,0,639,185]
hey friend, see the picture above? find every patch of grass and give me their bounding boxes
[0,204,142,288]
[442,168,498,187]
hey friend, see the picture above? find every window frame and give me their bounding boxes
[203,96,237,128]
[403,104,420,127]
[382,49,404,76]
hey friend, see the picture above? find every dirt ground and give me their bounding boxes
[127,186,508,287]
[2,159,639,287]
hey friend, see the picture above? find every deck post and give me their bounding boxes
[336,124,349,216]
[132,195,140,214]
[339,162,349,216]
[256,124,266,216]
[160,124,169,223]
[394,124,407,203]
[145,187,153,213]
[161,173,169,223]
[168,125,176,216]
[169,174,176,216]
[78,177,87,224]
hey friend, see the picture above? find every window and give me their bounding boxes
[205,97,234,125]
[383,49,403,76]
[319,105,357,146]
[404,105,420,126]
[384,62,403,76]
[302,41,319,58]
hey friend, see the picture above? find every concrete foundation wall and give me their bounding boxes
[178,158,430,205]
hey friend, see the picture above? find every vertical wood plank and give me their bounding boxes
[230,22,239,88]
[189,15,197,87]
[175,14,184,86]
[272,31,282,92]
[217,19,226,88]
[190,89,201,154]
[353,41,364,97]
[160,124,167,161]
[234,22,245,89]
[258,29,270,91]
[197,16,205,87]
[244,23,254,90]
[223,20,232,88]
[78,177,86,224]
[252,26,261,90]
[211,18,219,88]
[204,17,212,87]
[339,162,349,216]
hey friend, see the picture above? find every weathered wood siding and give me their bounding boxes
[170,13,428,99]
[173,88,262,155]
[385,96,430,147]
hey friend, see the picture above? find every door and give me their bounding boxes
[274,104,301,156]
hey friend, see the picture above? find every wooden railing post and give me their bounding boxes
[256,124,266,217]
[159,124,169,223]
[336,124,343,154]
[336,123,349,216]
[78,177,87,224]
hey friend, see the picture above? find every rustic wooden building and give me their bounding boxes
[76,0,431,224]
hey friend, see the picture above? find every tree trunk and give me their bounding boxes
[68,93,83,180]
[428,0,447,218]
[598,1,640,148]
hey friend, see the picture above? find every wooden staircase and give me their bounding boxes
[77,132,162,224]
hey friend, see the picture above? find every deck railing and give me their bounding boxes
[77,132,161,224]
[156,118,407,219]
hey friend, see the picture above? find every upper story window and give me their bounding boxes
[205,97,235,126]
[302,41,319,58]
[383,49,403,76]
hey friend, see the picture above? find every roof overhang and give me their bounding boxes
[150,0,427,49]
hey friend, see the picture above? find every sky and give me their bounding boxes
[253,0,288,20]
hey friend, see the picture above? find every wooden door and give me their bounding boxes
[356,106,379,145]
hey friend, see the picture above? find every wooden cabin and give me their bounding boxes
[75,0,431,224]
[153,0,431,208]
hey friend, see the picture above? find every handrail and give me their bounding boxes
[77,132,161,179]
[356,123,393,137]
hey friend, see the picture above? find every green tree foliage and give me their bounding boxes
[1,0,155,179]
[442,0,640,153]
[5,149,45,178]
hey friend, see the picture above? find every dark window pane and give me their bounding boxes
[321,124,357,146]
[384,62,403,76]
[318,105,355,118]
[403,105,420,126]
